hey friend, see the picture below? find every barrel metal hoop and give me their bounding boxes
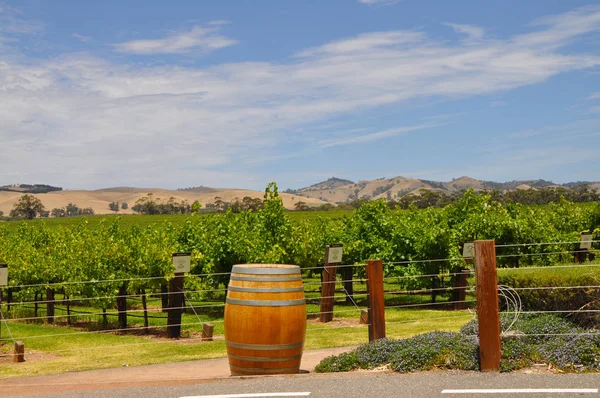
[230,365,300,374]
[226,298,305,307]
[226,341,304,351]
[228,353,303,363]
[228,286,304,293]
[229,275,302,282]
[232,266,299,275]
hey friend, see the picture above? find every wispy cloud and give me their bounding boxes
[318,124,437,148]
[1,6,600,188]
[358,0,400,5]
[0,3,43,43]
[443,23,484,43]
[588,92,600,100]
[208,20,230,26]
[590,106,600,113]
[113,25,237,55]
[72,33,92,43]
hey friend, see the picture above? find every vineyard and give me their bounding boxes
[1,184,599,320]
[0,183,599,376]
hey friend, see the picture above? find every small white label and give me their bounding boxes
[580,234,593,250]
[172,253,191,273]
[0,264,7,287]
[327,245,343,264]
[462,243,474,258]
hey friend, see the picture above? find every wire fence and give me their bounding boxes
[2,241,600,367]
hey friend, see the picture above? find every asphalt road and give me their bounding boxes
[6,371,600,398]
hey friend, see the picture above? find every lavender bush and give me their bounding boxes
[315,314,600,373]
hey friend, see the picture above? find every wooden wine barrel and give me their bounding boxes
[224,264,307,376]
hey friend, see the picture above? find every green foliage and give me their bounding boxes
[314,351,360,373]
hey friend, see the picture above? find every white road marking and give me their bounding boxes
[180,393,311,398]
[441,389,598,394]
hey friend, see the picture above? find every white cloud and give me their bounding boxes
[72,33,92,43]
[1,6,600,188]
[588,92,600,100]
[113,25,237,55]
[590,106,600,113]
[443,23,485,42]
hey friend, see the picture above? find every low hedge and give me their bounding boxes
[497,265,600,325]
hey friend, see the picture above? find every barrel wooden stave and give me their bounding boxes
[224,264,306,375]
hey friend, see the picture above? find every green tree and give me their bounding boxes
[65,203,80,217]
[10,194,45,219]
[191,200,203,213]
[51,207,67,218]
[294,201,309,211]
[109,201,120,213]
[121,202,128,210]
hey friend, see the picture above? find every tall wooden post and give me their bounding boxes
[366,259,385,342]
[167,273,184,338]
[474,240,501,372]
[320,246,337,323]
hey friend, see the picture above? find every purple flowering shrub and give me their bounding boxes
[316,332,479,373]
[315,315,600,373]
[538,335,600,371]
[389,331,479,373]
[500,338,534,372]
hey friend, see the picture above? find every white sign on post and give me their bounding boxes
[327,244,343,264]
[172,253,191,273]
[462,243,474,258]
[0,264,7,287]
[580,234,593,250]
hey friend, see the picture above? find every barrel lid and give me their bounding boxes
[233,264,299,269]
[232,264,300,275]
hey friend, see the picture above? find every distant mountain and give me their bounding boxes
[292,176,600,204]
[293,177,354,192]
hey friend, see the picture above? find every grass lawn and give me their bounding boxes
[0,305,471,379]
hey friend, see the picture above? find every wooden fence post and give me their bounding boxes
[13,341,24,363]
[366,259,385,342]
[453,269,470,310]
[202,322,214,341]
[46,288,55,324]
[474,240,501,372]
[320,246,338,323]
[167,273,184,338]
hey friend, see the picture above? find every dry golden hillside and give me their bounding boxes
[0,188,326,216]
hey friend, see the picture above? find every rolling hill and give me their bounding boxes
[290,176,600,204]
[1,176,598,217]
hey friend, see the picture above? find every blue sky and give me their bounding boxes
[1,0,599,190]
